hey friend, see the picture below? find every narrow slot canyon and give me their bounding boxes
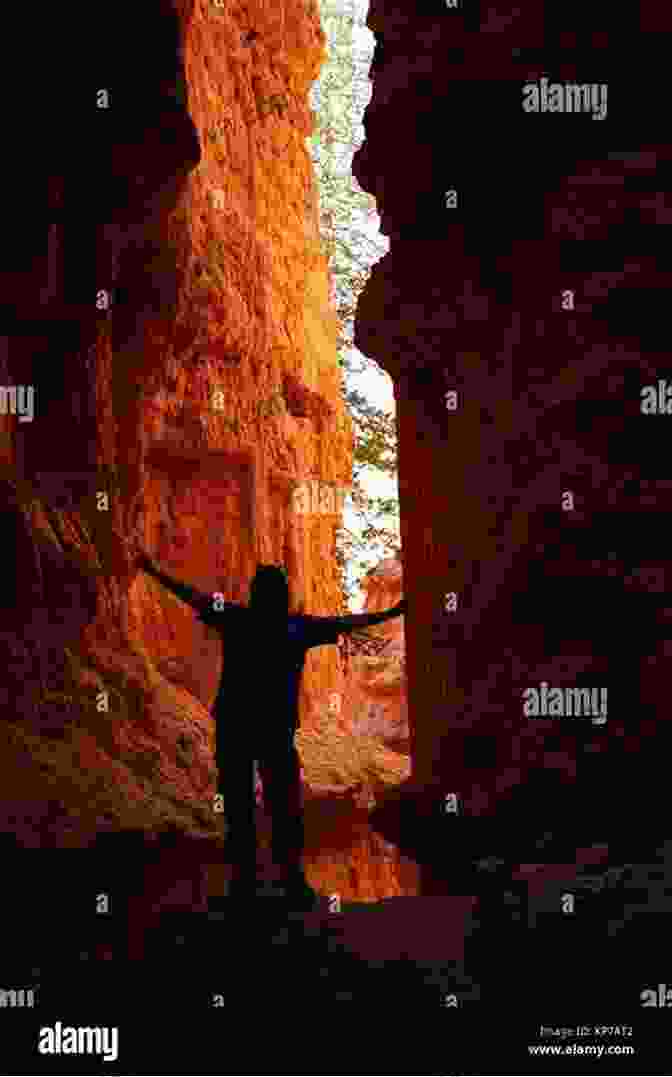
[1,0,671,1071]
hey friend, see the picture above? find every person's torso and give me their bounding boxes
[214,612,310,708]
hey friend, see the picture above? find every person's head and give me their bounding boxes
[249,564,289,618]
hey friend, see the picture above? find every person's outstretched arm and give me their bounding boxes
[137,551,247,626]
[331,597,406,633]
[302,598,406,647]
[138,552,209,608]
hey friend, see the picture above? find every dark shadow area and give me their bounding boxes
[0,835,668,1072]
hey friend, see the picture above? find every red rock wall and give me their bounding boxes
[0,0,352,891]
[354,1,672,892]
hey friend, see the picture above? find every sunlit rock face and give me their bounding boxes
[343,557,408,752]
[296,704,417,901]
[293,557,418,902]
[0,0,352,874]
[354,0,672,893]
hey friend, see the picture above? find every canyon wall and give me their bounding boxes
[1,0,356,909]
[354,0,672,893]
[341,556,407,753]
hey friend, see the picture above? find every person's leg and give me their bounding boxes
[217,714,257,894]
[257,732,315,902]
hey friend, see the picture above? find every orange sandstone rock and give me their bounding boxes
[0,0,352,869]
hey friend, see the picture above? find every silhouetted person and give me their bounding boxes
[138,552,406,907]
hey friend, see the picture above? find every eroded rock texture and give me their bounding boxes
[1,0,354,916]
[284,555,417,902]
[354,0,672,893]
[342,556,407,752]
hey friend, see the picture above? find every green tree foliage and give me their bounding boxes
[311,0,400,604]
